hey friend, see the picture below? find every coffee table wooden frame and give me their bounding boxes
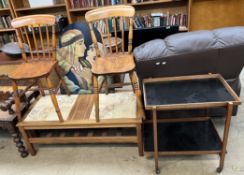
[143,74,241,174]
[17,92,144,156]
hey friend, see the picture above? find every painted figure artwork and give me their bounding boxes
[57,29,100,94]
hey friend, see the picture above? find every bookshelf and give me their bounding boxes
[65,0,190,32]
[3,0,244,39]
[8,0,190,34]
[0,0,16,48]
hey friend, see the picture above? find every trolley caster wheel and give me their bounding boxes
[155,169,160,174]
[216,167,223,173]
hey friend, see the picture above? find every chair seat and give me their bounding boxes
[8,61,57,80]
[92,53,135,75]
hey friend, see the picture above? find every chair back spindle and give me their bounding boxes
[120,16,125,53]
[11,15,57,62]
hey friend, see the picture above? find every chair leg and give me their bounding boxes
[129,73,135,93]
[12,80,22,122]
[104,75,109,95]
[37,79,45,96]
[11,130,29,158]
[136,124,144,156]
[129,71,145,120]
[93,74,100,122]
[5,122,28,158]
[46,76,64,122]
[18,127,36,156]
[54,66,70,96]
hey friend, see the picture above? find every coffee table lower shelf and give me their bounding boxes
[144,120,222,155]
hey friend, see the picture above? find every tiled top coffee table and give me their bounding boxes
[142,74,241,174]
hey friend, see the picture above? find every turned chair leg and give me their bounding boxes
[46,76,64,122]
[18,127,36,156]
[11,130,29,158]
[129,71,145,120]
[12,80,34,157]
[54,66,70,96]
[37,79,45,96]
[6,122,28,158]
[104,75,109,95]
[12,80,21,122]
[93,74,100,122]
[129,73,135,93]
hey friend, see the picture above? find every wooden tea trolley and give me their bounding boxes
[142,74,241,174]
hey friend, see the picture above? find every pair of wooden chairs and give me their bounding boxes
[9,5,145,156]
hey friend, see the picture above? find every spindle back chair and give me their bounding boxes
[85,5,145,123]
[9,15,70,124]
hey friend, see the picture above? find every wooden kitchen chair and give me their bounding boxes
[85,5,145,122]
[9,15,70,123]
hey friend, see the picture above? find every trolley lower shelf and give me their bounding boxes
[144,120,222,154]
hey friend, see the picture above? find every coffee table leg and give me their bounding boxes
[217,102,233,173]
[152,109,160,174]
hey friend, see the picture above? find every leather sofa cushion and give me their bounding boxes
[165,30,217,55]
[214,27,244,48]
[133,39,167,62]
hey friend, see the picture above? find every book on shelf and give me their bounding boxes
[70,0,123,8]
[0,0,9,8]
[0,15,12,29]
[0,33,17,48]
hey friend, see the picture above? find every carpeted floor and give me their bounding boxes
[0,72,244,175]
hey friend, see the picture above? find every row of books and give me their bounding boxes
[0,33,17,48]
[133,13,188,29]
[0,0,8,8]
[69,0,122,8]
[94,12,187,33]
[0,15,12,29]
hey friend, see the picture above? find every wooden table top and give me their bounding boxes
[0,52,22,65]
[0,53,26,88]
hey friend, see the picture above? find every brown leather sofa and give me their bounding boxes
[133,26,244,116]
